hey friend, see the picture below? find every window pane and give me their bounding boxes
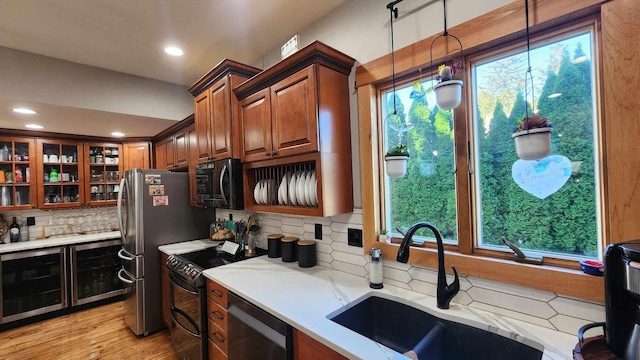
[473,31,600,259]
[382,81,458,243]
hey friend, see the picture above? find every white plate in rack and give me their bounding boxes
[261,181,268,205]
[309,171,317,206]
[279,173,289,205]
[254,181,262,204]
[289,173,298,206]
[297,172,308,206]
[304,171,312,207]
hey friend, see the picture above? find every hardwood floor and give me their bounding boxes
[0,301,178,360]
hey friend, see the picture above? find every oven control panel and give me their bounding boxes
[166,254,202,282]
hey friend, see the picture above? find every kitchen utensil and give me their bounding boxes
[49,154,59,163]
[1,187,12,206]
[43,154,49,162]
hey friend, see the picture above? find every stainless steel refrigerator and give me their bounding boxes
[116,169,211,336]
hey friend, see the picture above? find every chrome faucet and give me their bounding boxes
[396,222,460,309]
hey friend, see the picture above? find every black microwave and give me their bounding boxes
[195,158,244,209]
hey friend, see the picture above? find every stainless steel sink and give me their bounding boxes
[328,294,543,360]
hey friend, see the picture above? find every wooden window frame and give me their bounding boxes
[355,0,636,303]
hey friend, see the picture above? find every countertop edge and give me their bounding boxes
[0,231,121,254]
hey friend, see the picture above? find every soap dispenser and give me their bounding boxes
[369,248,383,289]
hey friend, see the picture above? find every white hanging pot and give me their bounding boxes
[512,127,553,160]
[385,155,409,178]
[433,80,463,110]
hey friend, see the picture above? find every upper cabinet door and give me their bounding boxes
[0,137,37,210]
[194,90,213,162]
[164,137,176,169]
[210,77,232,160]
[270,65,318,158]
[174,131,188,167]
[239,89,273,163]
[122,142,151,171]
[36,138,85,208]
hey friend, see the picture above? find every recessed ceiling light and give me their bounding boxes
[25,124,44,129]
[13,108,37,114]
[111,132,125,137]
[164,46,184,56]
[548,93,562,98]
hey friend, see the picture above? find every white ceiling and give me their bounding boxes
[0,0,347,137]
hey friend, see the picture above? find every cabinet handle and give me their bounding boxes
[265,152,271,157]
[271,151,277,156]
[211,311,224,320]
[211,289,223,298]
[212,331,225,343]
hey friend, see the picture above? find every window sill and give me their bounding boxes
[372,242,604,303]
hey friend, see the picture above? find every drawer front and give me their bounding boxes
[207,297,228,330]
[206,279,228,308]
[208,338,228,360]
[208,319,228,354]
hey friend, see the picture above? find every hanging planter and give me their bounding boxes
[512,0,554,162]
[512,115,553,160]
[429,0,464,111]
[433,78,463,110]
[385,144,409,178]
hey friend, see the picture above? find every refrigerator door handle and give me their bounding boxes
[117,248,135,262]
[117,268,135,285]
[219,164,228,205]
[117,177,127,240]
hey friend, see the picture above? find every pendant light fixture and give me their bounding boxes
[430,0,464,110]
[511,0,553,161]
[384,0,412,178]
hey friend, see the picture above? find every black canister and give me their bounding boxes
[267,234,283,258]
[297,240,317,268]
[281,237,298,262]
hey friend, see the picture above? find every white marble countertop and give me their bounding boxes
[158,239,219,255]
[0,231,121,254]
[203,256,576,360]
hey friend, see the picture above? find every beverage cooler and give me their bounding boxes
[0,247,67,324]
[70,239,123,306]
[0,239,124,325]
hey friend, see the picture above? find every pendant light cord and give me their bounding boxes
[524,0,535,130]
[388,3,398,115]
[443,0,448,36]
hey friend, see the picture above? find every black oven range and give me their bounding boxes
[165,246,266,360]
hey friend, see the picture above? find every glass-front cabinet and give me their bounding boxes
[84,143,122,206]
[0,137,36,209]
[0,247,67,324]
[36,139,84,208]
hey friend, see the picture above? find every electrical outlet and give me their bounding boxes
[348,228,363,247]
[26,217,35,226]
[315,223,322,240]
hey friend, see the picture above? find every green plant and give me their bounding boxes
[380,229,387,235]
[386,144,409,156]
[514,114,552,132]
[436,59,462,82]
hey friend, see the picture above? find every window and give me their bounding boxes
[381,80,458,244]
[378,20,602,263]
[471,28,601,260]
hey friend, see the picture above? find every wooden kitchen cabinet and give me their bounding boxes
[36,138,85,208]
[155,125,191,170]
[188,126,199,206]
[160,252,171,329]
[294,329,347,360]
[188,60,261,163]
[234,41,355,217]
[83,142,122,206]
[0,136,37,210]
[206,278,229,358]
[239,66,318,163]
[122,141,151,171]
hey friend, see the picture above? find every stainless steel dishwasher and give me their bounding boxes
[227,292,293,360]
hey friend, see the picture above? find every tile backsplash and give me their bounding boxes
[0,206,118,243]
[224,208,604,338]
